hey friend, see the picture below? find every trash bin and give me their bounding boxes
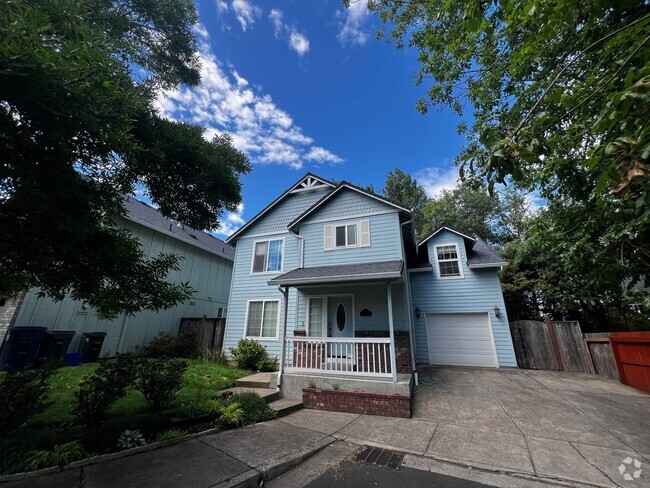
[80,332,107,363]
[0,326,48,371]
[38,331,76,361]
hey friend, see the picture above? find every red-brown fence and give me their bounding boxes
[609,332,650,393]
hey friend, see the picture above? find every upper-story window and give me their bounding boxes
[435,244,464,279]
[252,239,283,273]
[324,220,370,250]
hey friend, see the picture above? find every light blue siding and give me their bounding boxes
[223,233,301,358]
[409,230,517,367]
[15,216,233,357]
[301,197,403,267]
[243,188,330,236]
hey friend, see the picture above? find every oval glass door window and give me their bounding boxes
[336,303,346,332]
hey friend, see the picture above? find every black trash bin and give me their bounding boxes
[0,326,48,371]
[80,332,107,363]
[38,331,76,361]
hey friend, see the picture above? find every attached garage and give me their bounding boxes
[425,312,498,367]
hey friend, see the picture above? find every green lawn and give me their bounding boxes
[31,360,251,424]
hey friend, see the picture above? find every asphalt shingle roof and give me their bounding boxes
[122,196,235,260]
[268,260,404,286]
[467,237,507,267]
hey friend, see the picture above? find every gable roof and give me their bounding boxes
[418,226,477,249]
[122,196,234,260]
[225,173,335,243]
[288,182,411,229]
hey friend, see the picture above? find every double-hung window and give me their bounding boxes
[335,223,357,248]
[252,239,283,273]
[435,244,463,278]
[246,300,279,338]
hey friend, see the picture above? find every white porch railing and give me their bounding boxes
[283,336,393,378]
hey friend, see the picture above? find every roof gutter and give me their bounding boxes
[467,262,508,269]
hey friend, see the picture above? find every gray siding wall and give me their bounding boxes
[409,230,517,367]
[15,216,233,357]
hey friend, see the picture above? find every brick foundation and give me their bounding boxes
[303,387,411,418]
[354,331,412,374]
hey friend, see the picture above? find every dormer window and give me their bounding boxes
[252,239,283,273]
[435,244,463,279]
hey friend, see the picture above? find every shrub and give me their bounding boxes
[257,355,278,372]
[24,442,86,471]
[0,365,54,433]
[116,429,146,449]
[0,427,76,474]
[75,354,138,425]
[229,339,271,370]
[199,348,227,364]
[82,414,168,454]
[137,358,188,412]
[156,428,187,442]
[144,332,197,358]
[219,402,244,426]
[225,392,276,424]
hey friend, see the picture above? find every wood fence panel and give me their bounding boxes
[552,321,592,373]
[610,332,650,393]
[179,317,226,351]
[583,333,619,381]
[509,320,559,370]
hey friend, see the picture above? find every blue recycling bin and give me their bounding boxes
[0,326,48,371]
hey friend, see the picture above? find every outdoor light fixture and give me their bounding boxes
[415,307,421,318]
[297,321,305,330]
[493,305,501,318]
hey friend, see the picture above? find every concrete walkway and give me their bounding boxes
[276,367,649,488]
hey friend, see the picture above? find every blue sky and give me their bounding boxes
[156,0,468,237]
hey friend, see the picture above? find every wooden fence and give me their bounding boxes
[509,318,592,373]
[610,332,650,393]
[583,333,619,381]
[179,317,226,351]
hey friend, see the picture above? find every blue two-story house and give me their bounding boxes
[223,173,516,417]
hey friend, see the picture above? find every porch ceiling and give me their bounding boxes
[267,260,404,287]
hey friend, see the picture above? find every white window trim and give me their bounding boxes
[434,243,464,280]
[250,238,285,275]
[243,298,280,340]
[324,220,370,251]
[306,296,327,337]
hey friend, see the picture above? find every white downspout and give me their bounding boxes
[277,285,289,389]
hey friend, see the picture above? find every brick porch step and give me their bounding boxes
[268,398,303,417]
[219,386,280,403]
[235,372,273,389]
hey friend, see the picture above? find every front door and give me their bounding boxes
[327,296,353,338]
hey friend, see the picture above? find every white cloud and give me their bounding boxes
[305,146,343,164]
[268,9,310,56]
[156,26,342,169]
[415,164,461,197]
[231,0,261,31]
[336,0,371,46]
[215,203,245,237]
[215,0,228,14]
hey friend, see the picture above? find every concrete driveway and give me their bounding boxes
[280,367,649,487]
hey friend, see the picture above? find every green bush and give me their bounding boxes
[82,414,169,454]
[219,402,244,426]
[257,355,278,372]
[144,332,197,358]
[0,365,54,433]
[156,428,187,442]
[0,427,76,474]
[229,339,275,371]
[24,442,86,471]
[226,392,276,424]
[116,429,146,449]
[75,354,138,425]
[199,348,228,364]
[137,358,188,412]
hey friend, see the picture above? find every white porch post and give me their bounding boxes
[386,281,398,382]
[277,286,289,388]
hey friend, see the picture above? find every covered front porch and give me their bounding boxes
[268,261,416,417]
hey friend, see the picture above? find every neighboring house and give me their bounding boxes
[6,196,234,358]
[223,173,516,417]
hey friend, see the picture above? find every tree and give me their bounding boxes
[371,0,649,322]
[420,181,502,244]
[1,0,251,318]
[382,168,428,238]
[497,188,535,242]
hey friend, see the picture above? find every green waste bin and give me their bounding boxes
[80,332,107,363]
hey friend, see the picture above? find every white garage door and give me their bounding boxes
[425,313,497,367]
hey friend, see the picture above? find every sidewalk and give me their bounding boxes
[0,421,333,488]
